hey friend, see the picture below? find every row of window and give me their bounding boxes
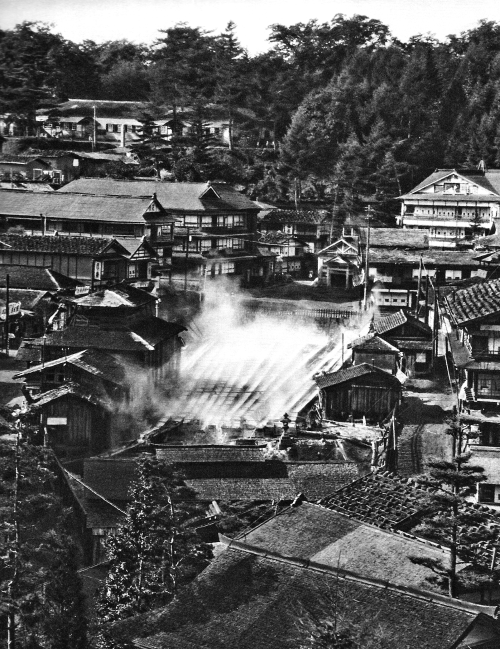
[174,238,246,252]
[180,215,247,228]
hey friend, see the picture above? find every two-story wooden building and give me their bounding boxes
[399,168,500,247]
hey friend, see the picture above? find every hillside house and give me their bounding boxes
[443,278,500,505]
[259,208,329,254]
[14,349,132,457]
[17,283,186,385]
[399,168,500,247]
[0,155,51,181]
[0,190,170,240]
[314,363,403,423]
[59,178,261,286]
[0,234,158,285]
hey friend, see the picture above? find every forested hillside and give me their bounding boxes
[1,16,500,215]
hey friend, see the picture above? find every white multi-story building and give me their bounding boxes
[399,168,500,247]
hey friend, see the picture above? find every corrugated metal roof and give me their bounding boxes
[0,190,155,223]
[58,179,259,212]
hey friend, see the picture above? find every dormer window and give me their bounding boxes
[199,184,221,201]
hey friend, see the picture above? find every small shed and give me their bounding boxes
[349,334,401,374]
[315,363,402,422]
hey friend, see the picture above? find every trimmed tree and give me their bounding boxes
[409,415,493,598]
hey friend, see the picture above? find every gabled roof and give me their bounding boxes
[373,310,432,336]
[14,348,126,385]
[32,381,109,408]
[27,317,185,353]
[317,237,359,256]
[0,288,50,311]
[0,154,51,166]
[350,334,400,353]
[0,264,81,290]
[401,168,500,199]
[0,190,158,223]
[314,363,402,389]
[68,284,154,308]
[58,179,259,212]
[445,278,500,325]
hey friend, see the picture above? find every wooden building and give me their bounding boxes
[373,310,433,377]
[350,334,401,374]
[315,363,402,423]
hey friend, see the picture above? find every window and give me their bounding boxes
[479,484,495,503]
[220,261,235,274]
[445,269,462,281]
[128,265,136,278]
[184,215,199,227]
[33,168,43,179]
[200,240,212,251]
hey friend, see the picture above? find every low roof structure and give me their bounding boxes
[0,233,114,256]
[444,278,500,325]
[314,363,403,390]
[58,179,259,213]
[108,501,500,649]
[0,264,82,291]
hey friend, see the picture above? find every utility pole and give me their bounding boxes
[416,255,423,318]
[5,273,10,355]
[184,227,190,293]
[7,428,20,649]
[363,207,372,311]
[92,105,97,152]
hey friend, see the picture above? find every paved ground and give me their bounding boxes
[397,360,456,477]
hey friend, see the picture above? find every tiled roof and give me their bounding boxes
[0,233,113,255]
[373,310,431,337]
[155,445,268,463]
[0,190,155,223]
[445,278,500,325]
[0,264,81,290]
[404,169,500,197]
[314,363,401,389]
[58,180,259,212]
[320,470,426,530]
[69,284,154,308]
[241,502,451,590]
[111,546,497,649]
[14,348,126,385]
[391,339,433,351]
[359,228,429,249]
[350,334,400,353]
[32,381,109,408]
[37,316,185,352]
[260,208,328,224]
[79,457,359,504]
[368,248,481,267]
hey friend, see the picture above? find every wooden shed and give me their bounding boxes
[315,363,403,423]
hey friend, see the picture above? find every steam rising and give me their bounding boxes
[161,280,369,431]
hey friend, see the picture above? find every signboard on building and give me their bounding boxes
[75,286,90,296]
[47,417,67,426]
[0,301,21,321]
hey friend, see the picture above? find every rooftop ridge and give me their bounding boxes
[220,535,499,619]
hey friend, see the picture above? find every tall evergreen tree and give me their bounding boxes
[97,455,212,626]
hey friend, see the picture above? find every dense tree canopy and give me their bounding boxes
[1,17,500,205]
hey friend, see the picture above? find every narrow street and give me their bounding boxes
[397,364,456,478]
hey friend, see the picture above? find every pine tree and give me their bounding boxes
[0,429,88,649]
[409,415,493,598]
[97,455,212,625]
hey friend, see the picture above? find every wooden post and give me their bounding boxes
[5,273,10,355]
[363,212,371,310]
[416,255,423,317]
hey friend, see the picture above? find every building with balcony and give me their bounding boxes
[59,178,261,286]
[399,168,500,248]
[444,278,500,505]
